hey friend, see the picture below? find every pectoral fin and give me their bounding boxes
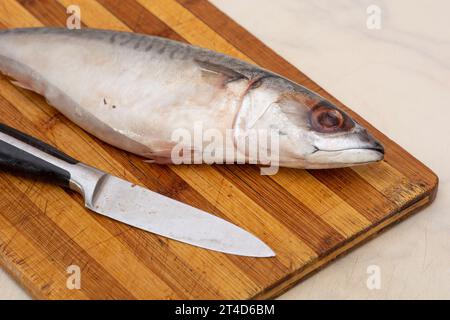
[195,59,249,85]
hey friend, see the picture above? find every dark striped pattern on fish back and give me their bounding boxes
[0,26,264,78]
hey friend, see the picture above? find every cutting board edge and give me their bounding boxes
[0,236,46,300]
[254,181,438,300]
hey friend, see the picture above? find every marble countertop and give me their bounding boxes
[1,0,449,299]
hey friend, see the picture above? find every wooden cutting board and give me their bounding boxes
[0,0,438,300]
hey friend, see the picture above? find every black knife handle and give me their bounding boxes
[0,123,108,208]
[0,123,81,187]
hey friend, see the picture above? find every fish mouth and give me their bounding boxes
[311,139,385,155]
[313,146,384,155]
[305,145,384,168]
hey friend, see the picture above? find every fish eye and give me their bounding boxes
[310,103,353,133]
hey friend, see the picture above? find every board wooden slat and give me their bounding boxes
[0,0,438,299]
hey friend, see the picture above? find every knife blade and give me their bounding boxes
[0,123,275,257]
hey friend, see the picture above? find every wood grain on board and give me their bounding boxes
[0,0,438,299]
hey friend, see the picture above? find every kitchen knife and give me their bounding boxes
[0,123,275,257]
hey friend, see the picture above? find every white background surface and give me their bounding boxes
[1,0,449,299]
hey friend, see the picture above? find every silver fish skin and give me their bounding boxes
[0,28,384,169]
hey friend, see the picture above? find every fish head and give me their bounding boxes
[241,76,384,168]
